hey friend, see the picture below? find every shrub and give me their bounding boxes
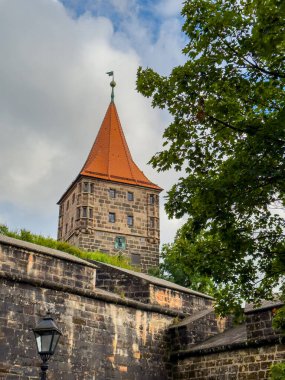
[269,363,285,380]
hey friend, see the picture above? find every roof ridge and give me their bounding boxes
[107,102,112,179]
[113,103,137,184]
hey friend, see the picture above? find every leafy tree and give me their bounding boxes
[137,0,285,315]
[150,227,216,295]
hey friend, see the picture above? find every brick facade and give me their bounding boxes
[58,177,160,272]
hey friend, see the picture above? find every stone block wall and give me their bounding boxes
[169,302,285,379]
[58,177,160,272]
[149,285,213,315]
[93,261,213,315]
[1,235,284,380]
[0,235,97,292]
[168,309,228,353]
[0,235,177,380]
[245,306,283,342]
[1,278,176,380]
[173,344,285,379]
[94,261,150,303]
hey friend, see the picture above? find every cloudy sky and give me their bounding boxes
[0,0,187,246]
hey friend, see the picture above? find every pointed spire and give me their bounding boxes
[80,101,162,191]
[106,71,116,102]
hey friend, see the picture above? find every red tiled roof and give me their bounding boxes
[80,102,162,191]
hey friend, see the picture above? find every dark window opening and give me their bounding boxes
[83,182,89,193]
[82,207,87,218]
[128,192,134,201]
[149,194,155,204]
[109,212,116,223]
[127,215,134,227]
[109,189,116,198]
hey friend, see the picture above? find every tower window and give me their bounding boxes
[82,207,87,218]
[89,208,93,219]
[109,189,116,198]
[83,182,89,193]
[150,217,155,228]
[76,207,80,219]
[66,200,69,210]
[127,215,134,227]
[127,192,134,201]
[109,212,116,223]
[149,194,155,204]
[90,183,94,193]
[72,193,75,204]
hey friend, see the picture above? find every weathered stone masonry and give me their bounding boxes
[93,260,213,315]
[58,177,160,273]
[171,303,285,379]
[0,234,284,380]
[0,234,205,380]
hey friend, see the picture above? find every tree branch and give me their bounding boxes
[223,40,285,79]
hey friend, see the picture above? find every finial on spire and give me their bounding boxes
[106,71,116,102]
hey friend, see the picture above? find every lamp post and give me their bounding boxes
[33,315,62,380]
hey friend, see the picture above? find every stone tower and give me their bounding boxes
[57,80,162,272]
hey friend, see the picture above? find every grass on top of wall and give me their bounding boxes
[0,224,136,271]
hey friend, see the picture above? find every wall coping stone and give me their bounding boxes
[0,234,97,268]
[168,308,214,329]
[90,260,214,300]
[0,269,187,318]
[244,300,284,314]
[170,324,285,359]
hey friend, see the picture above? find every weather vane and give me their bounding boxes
[106,71,116,102]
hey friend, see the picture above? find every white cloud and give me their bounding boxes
[155,0,184,18]
[0,0,185,245]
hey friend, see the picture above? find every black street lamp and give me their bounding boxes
[33,315,62,380]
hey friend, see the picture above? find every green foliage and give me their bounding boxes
[0,224,134,270]
[272,305,285,333]
[151,227,216,295]
[137,0,285,315]
[269,362,285,380]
